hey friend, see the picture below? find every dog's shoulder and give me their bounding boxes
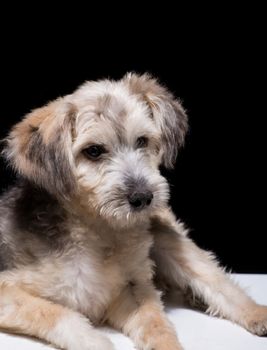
[0,179,69,270]
[11,180,66,236]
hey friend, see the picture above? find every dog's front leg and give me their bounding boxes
[0,282,114,350]
[150,209,267,336]
[106,282,183,350]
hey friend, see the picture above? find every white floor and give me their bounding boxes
[0,274,266,349]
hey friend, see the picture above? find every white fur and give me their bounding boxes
[46,311,113,350]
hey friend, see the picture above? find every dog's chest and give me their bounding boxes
[50,229,153,323]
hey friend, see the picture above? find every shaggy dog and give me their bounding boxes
[0,73,266,350]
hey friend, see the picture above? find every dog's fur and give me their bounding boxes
[0,73,266,350]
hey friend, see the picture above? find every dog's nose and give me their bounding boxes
[128,191,153,210]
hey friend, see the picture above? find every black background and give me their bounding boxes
[1,8,266,273]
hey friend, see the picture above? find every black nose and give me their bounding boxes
[128,191,153,210]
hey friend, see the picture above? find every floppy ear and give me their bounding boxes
[124,73,188,168]
[3,98,77,198]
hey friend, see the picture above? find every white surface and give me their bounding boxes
[0,274,266,349]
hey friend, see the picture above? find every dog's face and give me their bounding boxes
[4,74,187,227]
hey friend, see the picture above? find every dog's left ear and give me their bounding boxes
[3,98,77,199]
[124,73,188,168]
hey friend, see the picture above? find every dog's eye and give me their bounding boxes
[136,136,148,148]
[83,145,106,160]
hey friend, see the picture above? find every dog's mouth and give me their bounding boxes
[94,175,170,227]
[98,204,152,228]
[96,190,169,228]
[98,197,153,220]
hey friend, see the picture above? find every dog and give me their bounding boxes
[0,73,266,350]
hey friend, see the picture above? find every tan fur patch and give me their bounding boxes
[125,73,166,97]
[0,283,65,335]
[12,100,60,153]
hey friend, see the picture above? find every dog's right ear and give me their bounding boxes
[3,99,77,198]
[123,73,188,169]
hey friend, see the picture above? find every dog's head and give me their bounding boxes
[4,73,188,227]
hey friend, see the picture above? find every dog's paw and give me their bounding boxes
[148,335,184,350]
[245,305,267,336]
[84,334,115,350]
[51,312,115,350]
[149,343,184,350]
[64,330,115,350]
[69,333,115,350]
